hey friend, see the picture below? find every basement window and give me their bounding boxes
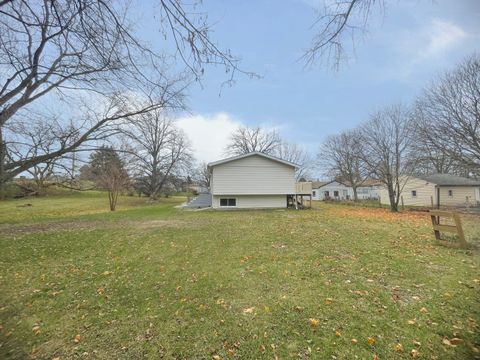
[448,190,453,197]
[220,198,236,207]
[411,190,417,197]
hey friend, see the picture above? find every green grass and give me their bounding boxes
[0,192,479,359]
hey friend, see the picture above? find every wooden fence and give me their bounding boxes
[429,210,468,248]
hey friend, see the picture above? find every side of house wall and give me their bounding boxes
[211,155,295,195]
[379,177,436,206]
[439,186,479,206]
[212,195,286,209]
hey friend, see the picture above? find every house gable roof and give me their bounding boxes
[416,173,480,186]
[207,152,299,169]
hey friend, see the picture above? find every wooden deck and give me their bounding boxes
[296,182,312,195]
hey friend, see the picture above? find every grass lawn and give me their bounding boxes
[1,193,479,359]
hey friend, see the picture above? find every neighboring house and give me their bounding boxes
[311,179,384,201]
[356,179,383,200]
[208,152,299,209]
[378,174,480,207]
[311,180,353,200]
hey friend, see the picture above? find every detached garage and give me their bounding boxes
[208,152,298,209]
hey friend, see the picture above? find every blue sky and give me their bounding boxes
[138,0,480,164]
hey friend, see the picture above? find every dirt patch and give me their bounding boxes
[0,219,193,237]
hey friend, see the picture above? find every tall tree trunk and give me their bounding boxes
[0,126,6,199]
[387,183,398,212]
[352,186,358,202]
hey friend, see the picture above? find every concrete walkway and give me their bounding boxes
[183,193,212,209]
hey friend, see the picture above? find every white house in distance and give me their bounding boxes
[378,174,480,207]
[312,180,352,200]
[208,152,306,209]
[311,179,382,200]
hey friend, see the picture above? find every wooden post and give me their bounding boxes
[452,213,467,247]
[309,195,312,208]
[430,196,434,209]
[401,196,404,210]
[436,187,440,209]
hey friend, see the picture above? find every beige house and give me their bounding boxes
[379,174,480,207]
[208,152,299,209]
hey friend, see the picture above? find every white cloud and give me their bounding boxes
[417,18,467,58]
[176,112,243,164]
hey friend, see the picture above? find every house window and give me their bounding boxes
[312,190,316,197]
[411,190,417,197]
[334,191,339,197]
[220,198,236,207]
[324,191,329,197]
[448,190,453,197]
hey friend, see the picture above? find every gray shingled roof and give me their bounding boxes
[417,173,480,186]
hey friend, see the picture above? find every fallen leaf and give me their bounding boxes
[412,340,421,347]
[351,338,358,345]
[212,355,221,360]
[368,337,376,346]
[449,338,463,345]
[325,298,333,305]
[73,334,81,343]
[407,320,416,325]
[309,318,319,327]
[373,355,380,360]
[32,325,41,335]
[335,330,341,337]
[419,307,428,313]
[442,338,452,346]
[410,349,419,357]
[243,307,255,314]
[395,343,404,353]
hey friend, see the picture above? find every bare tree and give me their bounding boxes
[275,141,311,180]
[96,163,130,211]
[414,54,480,177]
[196,162,211,189]
[124,110,192,200]
[303,0,383,68]
[319,129,368,201]
[225,126,281,156]
[360,104,416,212]
[87,146,130,211]
[0,0,247,194]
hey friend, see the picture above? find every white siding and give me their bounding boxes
[439,186,479,206]
[312,181,353,200]
[211,155,295,195]
[212,195,286,209]
[378,177,480,207]
[379,177,437,206]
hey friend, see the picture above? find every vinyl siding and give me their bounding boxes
[312,181,352,200]
[212,195,286,209]
[379,177,436,206]
[211,155,295,195]
[378,177,480,207]
[439,186,479,206]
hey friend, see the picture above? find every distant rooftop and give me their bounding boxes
[417,173,480,186]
